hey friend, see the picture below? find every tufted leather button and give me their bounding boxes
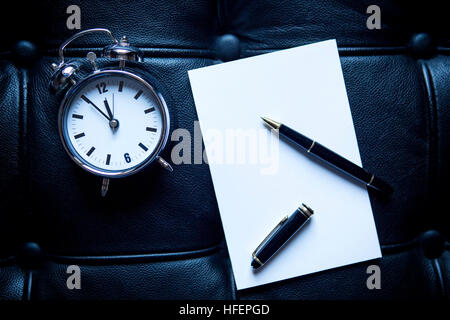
[13,40,38,67]
[420,230,445,259]
[214,34,240,62]
[409,33,435,57]
[16,242,43,269]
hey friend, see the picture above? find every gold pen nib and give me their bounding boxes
[261,116,281,130]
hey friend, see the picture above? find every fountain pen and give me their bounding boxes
[261,117,393,194]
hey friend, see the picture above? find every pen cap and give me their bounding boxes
[299,203,314,218]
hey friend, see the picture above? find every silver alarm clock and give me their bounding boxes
[50,28,172,196]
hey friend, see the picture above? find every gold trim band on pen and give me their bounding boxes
[367,174,375,187]
[307,141,316,153]
[298,204,314,218]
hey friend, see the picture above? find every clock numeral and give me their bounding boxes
[95,82,108,94]
[146,127,157,132]
[124,153,131,163]
[144,107,155,114]
[118,81,123,92]
[106,154,111,165]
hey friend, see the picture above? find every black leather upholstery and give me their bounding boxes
[1,1,448,300]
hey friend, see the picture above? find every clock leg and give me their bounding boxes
[157,156,173,172]
[101,178,110,197]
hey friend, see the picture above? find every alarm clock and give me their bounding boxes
[50,28,172,197]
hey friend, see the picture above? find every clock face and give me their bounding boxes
[59,70,169,177]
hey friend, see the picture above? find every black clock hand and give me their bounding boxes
[112,93,115,117]
[104,98,113,120]
[105,95,119,130]
[81,95,110,121]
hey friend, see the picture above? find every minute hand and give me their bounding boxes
[81,95,110,120]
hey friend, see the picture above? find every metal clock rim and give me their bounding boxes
[58,69,171,178]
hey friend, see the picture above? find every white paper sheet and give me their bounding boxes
[188,40,381,290]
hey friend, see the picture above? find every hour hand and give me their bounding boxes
[104,98,113,120]
[104,97,119,130]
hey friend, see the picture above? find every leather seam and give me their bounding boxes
[22,270,32,301]
[436,46,450,53]
[432,258,446,297]
[1,47,449,59]
[380,238,418,255]
[44,47,216,59]
[242,46,409,55]
[419,61,439,205]
[0,256,16,265]
[216,0,228,33]
[244,46,449,52]
[2,241,449,266]
[17,68,26,214]
[423,62,440,182]
[44,243,223,265]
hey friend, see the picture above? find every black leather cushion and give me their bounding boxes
[27,57,222,256]
[0,264,25,300]
[0,62,24,258]
[241,246,442,299]
[0,0,448,300]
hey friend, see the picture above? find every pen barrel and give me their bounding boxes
[311,142,372,184]
[255,208,311,265]
[310,143,392,193]
[279,124,313,149]
[280,124,392,194]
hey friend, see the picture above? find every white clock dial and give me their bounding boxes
[60,71,169,177]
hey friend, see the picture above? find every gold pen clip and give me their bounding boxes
[252,215,289,256]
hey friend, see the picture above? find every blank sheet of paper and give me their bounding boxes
[188,40,381,290]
